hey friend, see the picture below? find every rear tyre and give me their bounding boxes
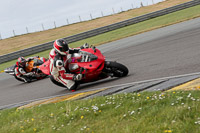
[104,61,129,77]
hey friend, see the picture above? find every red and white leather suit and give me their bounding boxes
[49,49,78,89]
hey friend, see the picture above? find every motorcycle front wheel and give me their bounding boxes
[104,61,129,77]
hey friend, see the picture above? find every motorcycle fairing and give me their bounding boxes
[39,60,50,75]
[70,48,106,82]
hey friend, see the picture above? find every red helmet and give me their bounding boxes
[53,39,69,55]
[17,57,26,67]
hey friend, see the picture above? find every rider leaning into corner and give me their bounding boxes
[49,39,89,90]
[15,56,45,82]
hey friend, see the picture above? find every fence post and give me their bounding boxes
[101,11,104,17]
[42,24,45,31]
[13,30,16,36]
[66,19,69,25]
[112,8,115,14]
[54,21,57,28]
[26,27,29,33]
[141,2,144,7]
[0,33,2,40]
[90,14,93,20]
[79,15,82,22]
[131,4,134,9]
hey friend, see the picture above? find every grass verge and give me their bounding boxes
[0,91,200,133]
[1,5,200,72]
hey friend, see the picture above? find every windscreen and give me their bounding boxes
[77,51,98,62]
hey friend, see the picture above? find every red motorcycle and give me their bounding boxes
[39,47,129,89]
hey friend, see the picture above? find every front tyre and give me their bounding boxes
[14,74,25,82]
[104,61,129,77]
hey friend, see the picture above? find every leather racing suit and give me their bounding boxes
[49,48,81,89]
[14,57,45,82]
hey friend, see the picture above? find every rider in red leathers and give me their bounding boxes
[49,39,89,90]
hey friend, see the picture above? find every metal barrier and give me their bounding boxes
[0,0,199,64]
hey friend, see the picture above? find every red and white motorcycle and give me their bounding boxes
[40,47,129,89]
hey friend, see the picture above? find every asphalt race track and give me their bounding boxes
[0,17,200,107]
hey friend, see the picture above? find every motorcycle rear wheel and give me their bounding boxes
[104,61,129,77]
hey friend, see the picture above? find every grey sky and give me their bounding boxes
[0,0,163,39]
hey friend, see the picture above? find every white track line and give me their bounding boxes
[1,72,200,109]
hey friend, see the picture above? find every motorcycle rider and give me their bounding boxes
[14,56,37,82]
[49,39,89,90]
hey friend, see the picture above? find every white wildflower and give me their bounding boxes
[194,121,200,124]
[187,93,191,98]
[92,105,99,111]
[115,105,120,109]
[177,97,183,100]
[191,97,196,101]
[74,106,79,111]
[101,104,105,107]
[172,120,176,123]
[130,111,135,115]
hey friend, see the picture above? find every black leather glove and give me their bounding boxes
[80,43,89,49]
[73,74,82,81]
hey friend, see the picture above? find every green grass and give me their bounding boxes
[1,5,200,72]
[0,91,200,133]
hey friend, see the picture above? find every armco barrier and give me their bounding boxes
[0,0,200,64]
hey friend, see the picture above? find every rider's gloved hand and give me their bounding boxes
[73,74,82,81]
[80,43,89,49]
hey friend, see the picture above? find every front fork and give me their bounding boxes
[102,61,114,77]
